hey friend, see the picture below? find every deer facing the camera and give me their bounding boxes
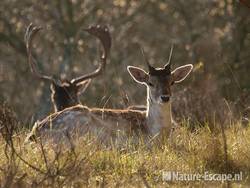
[25,24,111,112]
[26,46,193,144]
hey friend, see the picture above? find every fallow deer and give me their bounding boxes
[24,23,111,112]
[25,46,193,145]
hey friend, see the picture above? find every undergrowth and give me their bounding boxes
[0,104,250,187]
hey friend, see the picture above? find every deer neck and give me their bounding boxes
[146,89,172,136]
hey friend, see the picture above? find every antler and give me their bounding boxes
[140,44,174,75]
[140,46,156,73]
[24,23,56,83]
[71,25,111,85]
[164,44,174,72]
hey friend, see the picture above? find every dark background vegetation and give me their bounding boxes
[0,0,249,126]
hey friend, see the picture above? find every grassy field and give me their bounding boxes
[0,113,250,188]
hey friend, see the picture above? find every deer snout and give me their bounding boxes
[160,95,170,103]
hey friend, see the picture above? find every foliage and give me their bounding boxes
[0,0,249,125]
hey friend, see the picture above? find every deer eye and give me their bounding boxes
[148,82,154,87]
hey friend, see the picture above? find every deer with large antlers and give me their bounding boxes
[24,23,111,112]
[26,45,193,145]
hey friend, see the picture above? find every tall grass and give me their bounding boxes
[0,104,250,187]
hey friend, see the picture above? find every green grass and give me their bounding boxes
[0,121,250,187]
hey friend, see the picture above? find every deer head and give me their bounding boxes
[127,45,193,104]
[24,23,111,112]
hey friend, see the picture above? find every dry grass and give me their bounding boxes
[0,104,250,187]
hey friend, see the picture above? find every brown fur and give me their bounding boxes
[25,61,193,145]
[90,108,148,134]
[26,105,148,143]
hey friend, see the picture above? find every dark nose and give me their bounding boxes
[160,95,170,103]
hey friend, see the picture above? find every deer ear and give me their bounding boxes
[76,79,91,94]
[172,64,193,83]
[127,66,149,84]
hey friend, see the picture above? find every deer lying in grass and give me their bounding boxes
[25,23,111,112]
[25,46,193,145]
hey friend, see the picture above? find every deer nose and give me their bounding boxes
[160,95,170,103]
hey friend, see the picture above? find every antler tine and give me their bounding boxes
[140,46,149,66]
[71,25,111,85]
[140,45,155,73]
[167,44,174,64]
[163,44,174,74]
[25,23,55,83]
[164,44,174,71]
[24,23,32,43]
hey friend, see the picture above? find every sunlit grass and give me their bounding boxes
[0,121,250,187]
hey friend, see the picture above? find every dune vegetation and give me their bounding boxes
[0,104,249,187]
